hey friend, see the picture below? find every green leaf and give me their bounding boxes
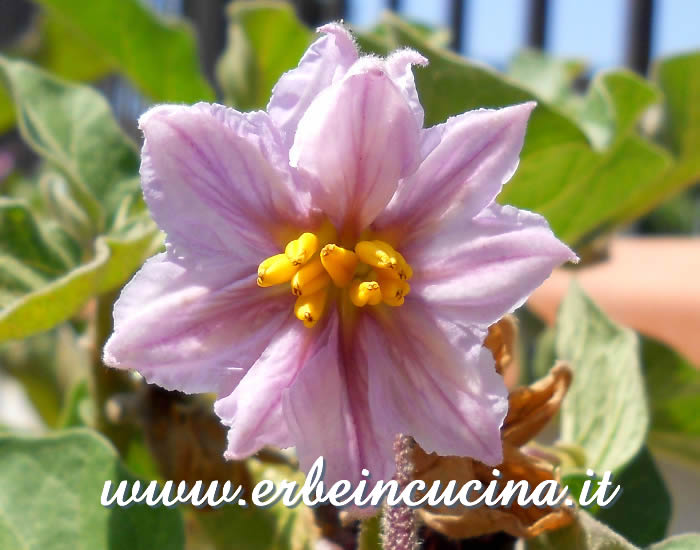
[508,49,587,105]
[595,448,670,547]
[574,70,661,149]
[643,338,700,469]
[0,88,14,134]
[528,510,638,550]
[196,461,317,550]
[0,429,184,550]
[555,282,648,472]
[58,379,92,428]
[509,51,660,150]
[34,13,113,84]
[656,52,700,158]
[0,56,140,231]
[358,514,382,550]
[564,448,670,547]
[216,1,312,110]
[33,0,214,103]
[615,52,700,224]
[650,535,700,550]
[0,11,113,133]
[0,197,157,342]
[0,325,88,427]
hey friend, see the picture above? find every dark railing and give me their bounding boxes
[174,0,658,83]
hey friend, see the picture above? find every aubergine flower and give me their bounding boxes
[103,24,576,486]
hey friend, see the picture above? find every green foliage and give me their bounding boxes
[614,52,700,224]
[644,338,700,469]
[556,282,648,472]
[565,448,671,547]
[0,219,157,342]
[528,511,638,550]
[34,0,214,103]
[0,58,159,343]
[196,461,318,550]
[0,429,185,550]
[551,285,671,546]
[0,56,139,230]
[358,513,382,550]
[217,1,312,110]
[650,535,700,550]
[595,448,670,547]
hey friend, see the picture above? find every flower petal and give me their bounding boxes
[267,23,358,150]
[215,315,310,458]
[406,203,578,326]
[360,304,508,466]
[103,253,291,394]
[284,311,395,485]
[290,59,421,234]
[374,102,535,240]
[385,48,428,129]
[139,103,309,262]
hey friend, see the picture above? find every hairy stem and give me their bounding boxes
[382,434,419,550]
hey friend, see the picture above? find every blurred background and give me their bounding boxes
[2,0,699,229]
[1,0,699,547]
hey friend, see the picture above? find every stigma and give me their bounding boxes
[257,230,413,327]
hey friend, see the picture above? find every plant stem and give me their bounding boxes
[382,435,419,550]
[90,288,134,454]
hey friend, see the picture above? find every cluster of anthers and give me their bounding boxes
[257,228,413,328]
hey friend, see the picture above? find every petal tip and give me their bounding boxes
[388,47,429,68]
[102,335,121,368]
[137,104,174,131]
[316,21,357,53]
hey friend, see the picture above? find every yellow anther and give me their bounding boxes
[285,232,319,266]
[257,254,298,287]
[378,277,411,307]
[355,240,413,280]
[393,249,413,280]
[349,279,383,307]
[355,241,397,271]
[294,288,329,328]
[291,258,331,296]
[320,244,358,288]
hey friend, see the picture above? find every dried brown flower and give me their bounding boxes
[413,362,575,540]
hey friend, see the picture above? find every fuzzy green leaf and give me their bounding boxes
[556,283,648,472]
[0,56,140,230]
[0,429,184,550]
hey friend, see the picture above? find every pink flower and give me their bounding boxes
[103,24,576,486]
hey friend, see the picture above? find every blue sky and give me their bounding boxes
[346,0,700,70]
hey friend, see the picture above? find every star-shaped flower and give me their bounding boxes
[104,24,576,486]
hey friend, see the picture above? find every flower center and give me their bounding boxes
[257,230,413,328]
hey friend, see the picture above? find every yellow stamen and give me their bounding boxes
[378,276,411,307]
[291,258,331,296]
[257,254,298,287]
[294,289,329,328]
[320,244,358,288]
[393,249,413,280]
[355,240,412,280]
[355,241,397,270]
[258,229,413,327]
[349,279,383,307]
[285,232,319,266]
